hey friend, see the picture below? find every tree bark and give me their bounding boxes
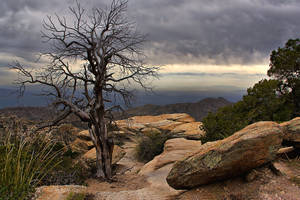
[89,121,113,179]
[88,87,114,179]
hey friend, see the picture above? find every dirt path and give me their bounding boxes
[177,160,300,200]
[85,141,179,200]
[84,142,300,200]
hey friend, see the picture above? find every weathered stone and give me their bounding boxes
[146,120,183,131]
[137,138,202,198]
[141,127,161,134]
[280,117,300,143]
[116,113,196,132]
[171,122,205,139]
[139,138,202,175]
[166,121,283,189]
[35,185,87,200]
[81,145,126,166]
[75,130,92,141]
[69,138,94,154]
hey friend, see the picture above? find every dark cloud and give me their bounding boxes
[128,0,300,65]
[0,0,299,68]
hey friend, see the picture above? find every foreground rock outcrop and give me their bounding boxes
[34,116,300,200]
[137,138,202,197]
[139,138,202,175]
[281,117,300,149]
[35,185,87,200]
[167,121,283,189]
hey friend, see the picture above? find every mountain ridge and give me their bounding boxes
[117,97,232,121]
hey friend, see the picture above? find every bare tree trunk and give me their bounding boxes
[88,88,114,179]
[89,121,113,179]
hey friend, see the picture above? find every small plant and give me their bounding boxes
[135,130,171,162]
[66,192,86,200]
[0,133,62,200]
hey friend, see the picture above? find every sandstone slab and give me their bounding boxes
[281,117,300,144]
[167,121,283,189]
[138,138,202,197]
[171,122,205,139]
[35,185,87,200]
[75,130,92,141]
[139,138,202,175]
[82,145,126,166]
[69,138,94,154]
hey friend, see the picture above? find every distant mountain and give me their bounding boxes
[0,88,49,108]
[117,97,232,121]
[0,106,55,121]
[0,97,231,124]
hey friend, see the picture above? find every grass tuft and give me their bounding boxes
[0,133,62,200]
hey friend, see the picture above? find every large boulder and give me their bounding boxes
[138,138,202,197]
[166,121,283,189]
[139,138,202,175]
[280,117,300,148]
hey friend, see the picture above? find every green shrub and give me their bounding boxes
[66,192,86,200]
[0,134,62,200]
[135,130,170,162]
[201,79,294,143]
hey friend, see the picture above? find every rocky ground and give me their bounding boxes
[21,114,300,200]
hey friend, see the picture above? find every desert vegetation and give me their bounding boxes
[0,0,299,199]
[135,130,171,162]
[202,38,300,143]
[0,133,61,199]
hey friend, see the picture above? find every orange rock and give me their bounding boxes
[139,138,202,175]
[167,121,283,189]
[35,185,87,200]
[280,117,300,143]
[82,145,125,165]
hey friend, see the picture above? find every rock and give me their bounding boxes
[171,122,205,139]
[116,113,196,131]
[141,127,161,134]
[271,161,300,179]
[139,138,202,175]
[75,130,92,141]
[81,145,126,166]
[137,138,202,198]
[69,138,94,154]
[146,120,183,131]
[166,121,283,189]
[115,113,206,140]
[35,185,87,200]
[280,117,300,147]
[245,169,259,182]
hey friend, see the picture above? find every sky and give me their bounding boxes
[0,0,300,106]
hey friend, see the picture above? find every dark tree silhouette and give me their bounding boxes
[13,0,158,179]
[268,38,300,116]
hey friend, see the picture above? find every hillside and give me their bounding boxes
[117,97,232,121]
[0,97,231,124]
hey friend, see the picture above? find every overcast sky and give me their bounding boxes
[0,0,299,95]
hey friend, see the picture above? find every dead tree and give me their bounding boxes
[13,0,158,179]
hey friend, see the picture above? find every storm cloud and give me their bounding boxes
[0,0,299,79]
